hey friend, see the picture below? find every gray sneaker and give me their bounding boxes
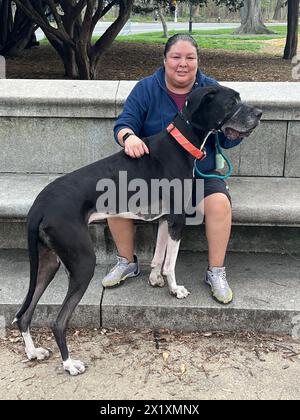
[205,266,233,304]
[102,255,140,287]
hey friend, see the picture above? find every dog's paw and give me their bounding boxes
[63,358,86,376]
[171,286,190,299]
[149,270,165,287]
[26,346,50,361]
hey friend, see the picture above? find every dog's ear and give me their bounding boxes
[184,86,219,116]
[183,87,220,131]
[202,92,216,105]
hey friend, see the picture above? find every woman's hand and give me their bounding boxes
[124,135,149,158]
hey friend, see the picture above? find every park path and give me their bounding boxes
[1,328,300,400]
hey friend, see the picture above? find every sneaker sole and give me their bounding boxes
[205,278,233,305]
[102,269,140,288]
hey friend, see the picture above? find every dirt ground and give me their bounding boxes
[1,327,300,400]
[5,41,298,81]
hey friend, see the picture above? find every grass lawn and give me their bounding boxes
[113,25,287,53]
[39,25,288,54]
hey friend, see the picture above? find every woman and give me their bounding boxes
[102,34,243,304]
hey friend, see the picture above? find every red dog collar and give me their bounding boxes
[166,123,206,160]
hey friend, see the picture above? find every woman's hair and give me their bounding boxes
[163,33,199,58]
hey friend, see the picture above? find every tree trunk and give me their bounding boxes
[0,1,37,56]
[157,7,168,38]
[283,0,299,60]
[92,0,134,79]
[235,0,274,34]
[14,0,134,80]
[273,0,284,20]
[0,0,12,51]
[47,36,79,79]
[63,46,79,79]
[75,41,92,79]
[6,6,37,55]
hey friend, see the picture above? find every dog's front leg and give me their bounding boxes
[149,219,168,287]
[163,235,190,299]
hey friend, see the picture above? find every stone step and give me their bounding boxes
[1,220,300,262]
[0,250,299,335]
[0,249,104,329]
[1,174,300,258]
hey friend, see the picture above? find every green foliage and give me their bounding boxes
[135,0,244,13]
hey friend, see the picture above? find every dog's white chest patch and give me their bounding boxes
[88,211,167,224]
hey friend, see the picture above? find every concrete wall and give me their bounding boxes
[0,80,299,177]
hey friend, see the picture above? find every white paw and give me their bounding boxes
[63,358,86,376]
[171,286,190,299]
[26,347,50,361]
[149,271,165,287]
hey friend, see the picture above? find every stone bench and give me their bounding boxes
[1,173,299,262]
[1,174,300,226]
[0,80,299,177]
[0,80,299,261]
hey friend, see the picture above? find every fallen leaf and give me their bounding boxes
[180,363,187,374]
[9,337,22,343]
[162,351,169,363]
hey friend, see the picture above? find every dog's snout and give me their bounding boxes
[254,108,263,119]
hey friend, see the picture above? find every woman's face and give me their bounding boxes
[164,40,198,91]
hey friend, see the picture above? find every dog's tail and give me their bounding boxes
[13,210,43,324]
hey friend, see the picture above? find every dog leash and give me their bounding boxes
[193,132,233,180]
[167,119,233,180]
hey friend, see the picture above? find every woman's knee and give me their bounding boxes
[204,193,231,219]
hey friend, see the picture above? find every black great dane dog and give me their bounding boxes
[14,86,262,375]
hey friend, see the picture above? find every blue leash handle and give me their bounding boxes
[193,132,233,180]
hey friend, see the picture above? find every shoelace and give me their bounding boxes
[212,270,227,289]
[219,270,227,289]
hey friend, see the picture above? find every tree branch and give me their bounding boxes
[91,0,104,33]
[72,0,88,20]
[14,0,74,46]
[14,0,48,30]
[81,0,95,41]
[92,0,133,64]
[14,1,49,28]
[100,0,119,19]
[42,0,65,31]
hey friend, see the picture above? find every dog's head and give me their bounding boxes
[183,85,262,139]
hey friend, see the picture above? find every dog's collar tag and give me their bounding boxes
[166,123,206,160]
